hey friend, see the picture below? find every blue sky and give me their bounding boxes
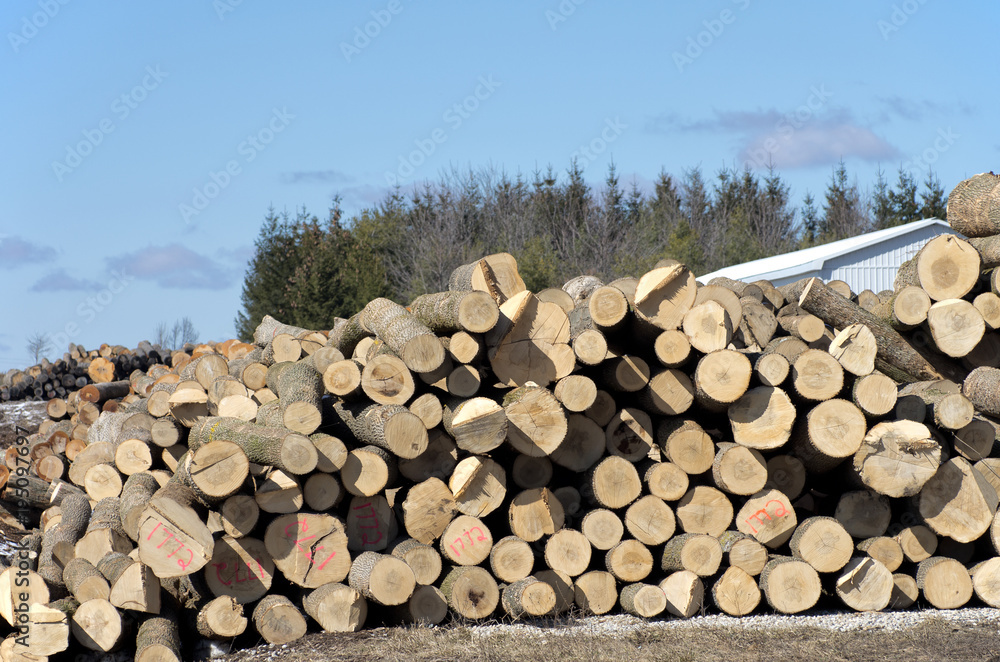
[1,1,995,370]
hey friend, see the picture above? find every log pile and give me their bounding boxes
[3,175,1000,658]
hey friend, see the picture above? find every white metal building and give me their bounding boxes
[699,219,959,293]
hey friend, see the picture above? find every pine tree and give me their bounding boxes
[889,167,919,226]
[872,167,894,229]
[800,192,820,247]
[919,170,948,221]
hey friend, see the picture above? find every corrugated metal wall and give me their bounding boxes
[821,226,959,292]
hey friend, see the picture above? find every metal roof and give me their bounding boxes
[698,218,957,285]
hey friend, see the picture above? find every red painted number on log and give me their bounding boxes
[744,500,789,534]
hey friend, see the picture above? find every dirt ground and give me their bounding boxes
[218,614,1000,662]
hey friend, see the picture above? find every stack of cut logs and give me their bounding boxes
[1,342,167,403]
[5,173,1000,660]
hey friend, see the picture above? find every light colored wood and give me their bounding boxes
[644,461,689,501]
[917,234,981,301]
[573,570,618,615]
[439,565,499,619]
[711,567,760,616]
[856,536,903,572]
[625,495,676,546]
[449,456,506,518]
[919,456,999,543]
[501,576,556,618]
[693,350,752,411]
[894,524,937,563]
[759,557,821,614]
[657,419,714,475]
[400,477,456,544]
[789,516,852,573]
[487,290,574,387]
[682,300,732,353]
[634,264,698,330]
[970,557,1000,608]
[206,536,274,603]
[835,556,893,611]
[71,598,123,652]
[220,494,259,539]
[790,349,844,401]
[793,398,868,474]
[341,445,396,497]
[586,456,641,510]
[442,397,508,454]
[440,515,492,566]
[675,486,733,537]
[545,528,593,577]
[137,487,214,578]
[852,372,897,418]
[619,582,667,618]
[640,368,694,416]
[254,469,303,514]
[390,539,442,586]
[916,556,973,609]
[829,323,877,376]
[661,533,722,576]
[735,489,796,548]
[509,488,564,542]
[408,393,443,430]
[304,472,342,511]
[361,354,415,405]
[653,329,692,368]
[503,384,568,457]
[927,299,985,357]
[553,375,597,413]
[659,570,704,618]
[604,539,653,582]
[580,509,624,551]
[252,594,307,645]
[728,386,796,451]
[490,536,535,583]
[719,531,768,576]
[852,420,939,497]
[398,429,457,483]
[889,573,919,609]
[711,443,767,495]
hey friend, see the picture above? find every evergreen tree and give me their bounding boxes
[800,191,820,247]
[889,166,920,226]
[919,170,948,221]
[820,160,871,242]
[872,168,894,229]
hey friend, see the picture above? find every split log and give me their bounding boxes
[486,290,574,387]
[449,253,526,304]
[659,570,704,618]
[71,598,123,652]
[399,477,456,543]
[97,553,159,613]
[633,264,698,330]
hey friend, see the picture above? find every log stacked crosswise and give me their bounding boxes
[5,176,1000,657]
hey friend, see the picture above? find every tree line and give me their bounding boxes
[234,161,949,340]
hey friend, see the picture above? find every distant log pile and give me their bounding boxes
[4,174,1000,658]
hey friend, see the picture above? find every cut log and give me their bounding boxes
[964,366,1000,417]
[790,349,844,401]
[303,583,367,633]
[136,485,214,578]
[71,598,123,652]
[894,524,937,563]
[604,539,653,582]
[206,535,274,602]
[624,495,676,546]
[341,445,397,497]
[503,384,568,457]
[585,456,641,510]
[754,351,790,387]
[323,359,362,397]
[835,556,893,612]
[736,489,796,548]
[682,300,732,353]
[835,490,891,539]
[97,553,159,613]
[970,557,1000,608]
[789,516,853,573]
[719,530,768,576]
[728,386,796,451]
[653,329,693,368]
[509,488,564,542]
[919,457,999,543]
[777,314,825,343]
[400,477,457,543]
[535,569,575,615]
[693,350,752,412]
[549,414,606,472]
[657,419,714,475]
[409,290,500,334]
[552,375,597,413]
[916,556,973,609]
[852,373,898,419]
[712,443,767,495]
[398,429,457,483]
[304,472,342,511]
[389,584,447,625]
[659,570,704,618]
[440,515,492,566]
[346,495,395,552]
[605,407,654,461]
[926,299,985,358]
[188,417,317,474]
[661,533,722,577]
[917,234,981,301]
[439,565,499,619]
[711,566,760,616]
[573,570,617,615]
[792,399,868,474]
[639,368,694,416]
[450,253,526,304]
[220,494,259,539]
[602,355,650,393]
[852,420,940,497]
[441,397,507,454]
[348,551,415,606]
[580,509,624,551]
[675,486,733,537]
[758,557,821,614]
[633,264,698,330]
[946,172,1000,237]
[360,298,445,373]
[334,401,428,459]
[619,582,667,618]
[889,573,919,609]
[252,594,307,645]
[856,536,903,572]
[390,539,441,586]
[196,595,248,639]
[408,393,443,430]
[449,455,506,518]
[537,287,575,313]
[511,454,553,489]
[487,290,574,387]
[976,291,1000,330]
[798,277,941,381]
[545,528,593,577]
[644,461,689,502]
[490,536,534,583]
[829,323,877,376]
[62,558,110,602]
[361,354,415,406]
[501,576,556,619]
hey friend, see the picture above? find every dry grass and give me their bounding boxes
[221,616,1000,662]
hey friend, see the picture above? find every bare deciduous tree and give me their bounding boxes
[26,332,51,364]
